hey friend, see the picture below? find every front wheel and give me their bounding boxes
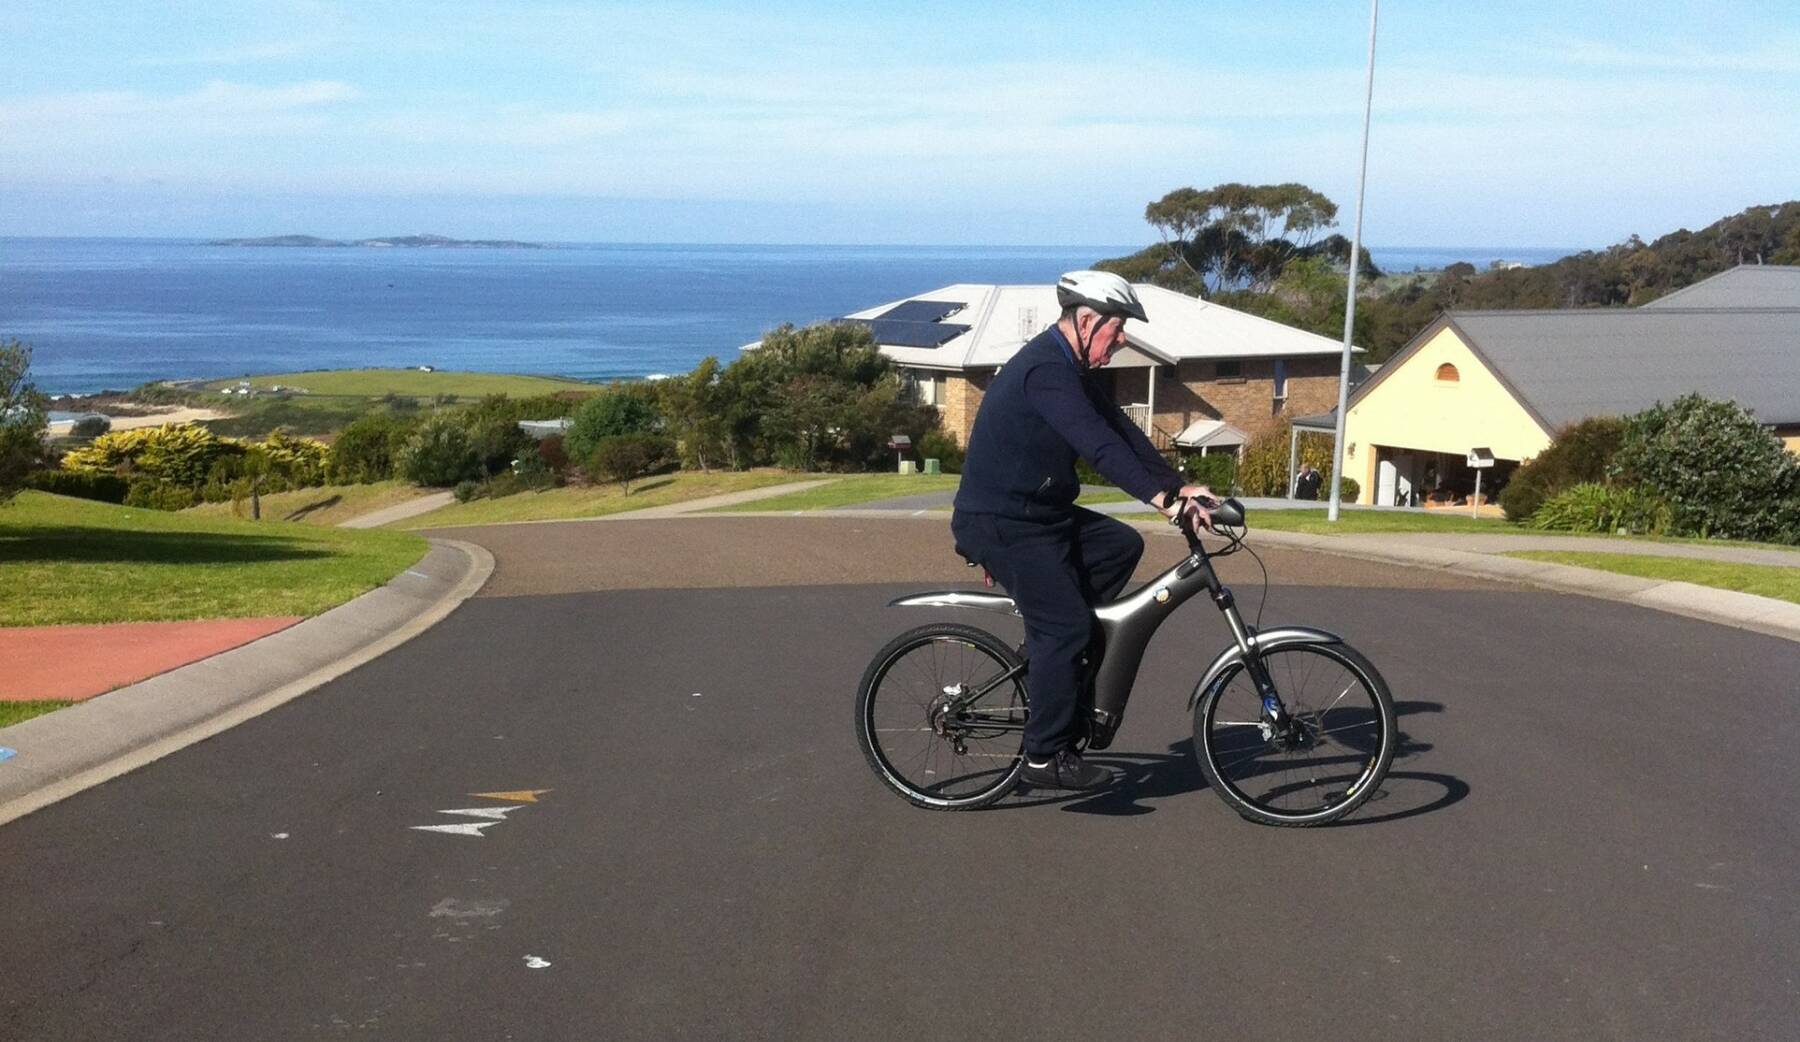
[1193,641,1396,827]
[856,623,1027,810]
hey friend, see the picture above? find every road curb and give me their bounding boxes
[1213,526,1800,644]
[0,538,495,828]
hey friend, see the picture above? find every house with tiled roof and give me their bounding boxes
[1341,265,1800,506]
[827,283,1355,454]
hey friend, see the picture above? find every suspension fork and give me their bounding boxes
[1209,579,1292,729]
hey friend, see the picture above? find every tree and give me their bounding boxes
[564,383,662,461]
[396,412,482,487]
[1140,182,1340,295]
[658,357,730,471]
[1,339,48,503]
[589,433,672,492]
[326,413,418,483]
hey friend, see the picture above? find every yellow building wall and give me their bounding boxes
[1343,325,1552,504]
[1778,426,1800,455]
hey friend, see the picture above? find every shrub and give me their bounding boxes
[1499,417,1624,522]
[123,478,198,511]
[396,412,482,487]
[509,444,559,490]
[327,414,418,484]
[565,383,663,461]
[25,469,129,503]
[1610,394,1800,542]
[536,434,570,475]
[60,422,238,488]
[256,430,328,487]
[1181,452,1237,493]
[916,429,965,474]
[453,479,483,503]
[70,416,112,438]
[1236,422,1338,496]
[1530,482,1673,535]
[589,433,673,492]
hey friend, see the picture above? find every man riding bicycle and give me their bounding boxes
[951,270,1214,791]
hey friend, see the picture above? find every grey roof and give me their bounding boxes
[1416,309,1800,429]
[1290,408,1338,431]
[1642,265,1800,309]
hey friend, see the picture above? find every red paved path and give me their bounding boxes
[0,618,302,702]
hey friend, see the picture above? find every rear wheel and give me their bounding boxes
[1193,641,1395,827]
[856,623,1027,810]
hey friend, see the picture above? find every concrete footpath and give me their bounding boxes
[735,503,1800,645]
[0,539,493,827]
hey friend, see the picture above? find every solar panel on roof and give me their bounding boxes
[862,319,970,348]
[875,299,967,323]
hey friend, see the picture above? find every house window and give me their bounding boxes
[1436,363,1460,383]
[904,370,946,406]
[1272,359,1288,402]
[1216,360,1242,382]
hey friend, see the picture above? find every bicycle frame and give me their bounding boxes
[888,512,1345,738]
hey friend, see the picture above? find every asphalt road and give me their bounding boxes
[4,518,1796,1040]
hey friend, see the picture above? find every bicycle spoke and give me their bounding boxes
[1197,644,1391,823]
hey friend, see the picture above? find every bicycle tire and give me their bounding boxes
[1193,641,1396,827]
[856,623,1026,810]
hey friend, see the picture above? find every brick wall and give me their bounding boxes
[1148,356,1339,444]
[939,371,991,447]
[937,358,1341,449]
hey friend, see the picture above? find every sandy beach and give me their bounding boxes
[46,407,233,435]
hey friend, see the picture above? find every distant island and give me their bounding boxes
[211,233,545,249]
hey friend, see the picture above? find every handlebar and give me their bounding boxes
[1168,494,1247,547]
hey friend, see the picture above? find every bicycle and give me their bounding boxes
[854,497,1397,826]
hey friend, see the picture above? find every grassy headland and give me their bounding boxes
[0,492,427,626]
[201,368,596,398]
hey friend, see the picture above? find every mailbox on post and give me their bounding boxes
[887,434,913,473]
[1466,447,1495,518]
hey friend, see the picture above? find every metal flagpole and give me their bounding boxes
[1327,0,1380,522]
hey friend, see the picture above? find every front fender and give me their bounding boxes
[1185,626,1345,712]
[887,590,1020,618]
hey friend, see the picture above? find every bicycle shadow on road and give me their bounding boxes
[999,699,1468,824]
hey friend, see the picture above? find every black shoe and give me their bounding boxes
[1020,750,1111,791]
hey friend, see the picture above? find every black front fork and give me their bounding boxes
[1212,584,1295,736]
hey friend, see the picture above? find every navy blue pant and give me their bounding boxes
[950,508,1145,758]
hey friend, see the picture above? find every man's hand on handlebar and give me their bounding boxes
[1156,484,1218,531]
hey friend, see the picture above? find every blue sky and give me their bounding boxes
[3,1,1796,247]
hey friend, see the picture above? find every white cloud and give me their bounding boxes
[0,80,360,125]
[135,38,330,67]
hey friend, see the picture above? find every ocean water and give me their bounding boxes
[3,238,1579,395]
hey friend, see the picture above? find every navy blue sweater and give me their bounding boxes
[952,327,1185,521]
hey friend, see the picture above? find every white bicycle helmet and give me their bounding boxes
[1056,270,1148,323]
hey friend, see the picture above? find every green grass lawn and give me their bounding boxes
[1504,551,1800,605]
[0,492,428,626]
[398,471,807,528]
[204,369,597,398]
[705,473,961,512]
[1117,507,1518,534]
[184,481,434,526]
[0,701,72,728]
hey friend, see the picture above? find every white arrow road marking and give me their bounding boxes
[411,822,499,837]
[524,956,552,969]
[436,806,524,820]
